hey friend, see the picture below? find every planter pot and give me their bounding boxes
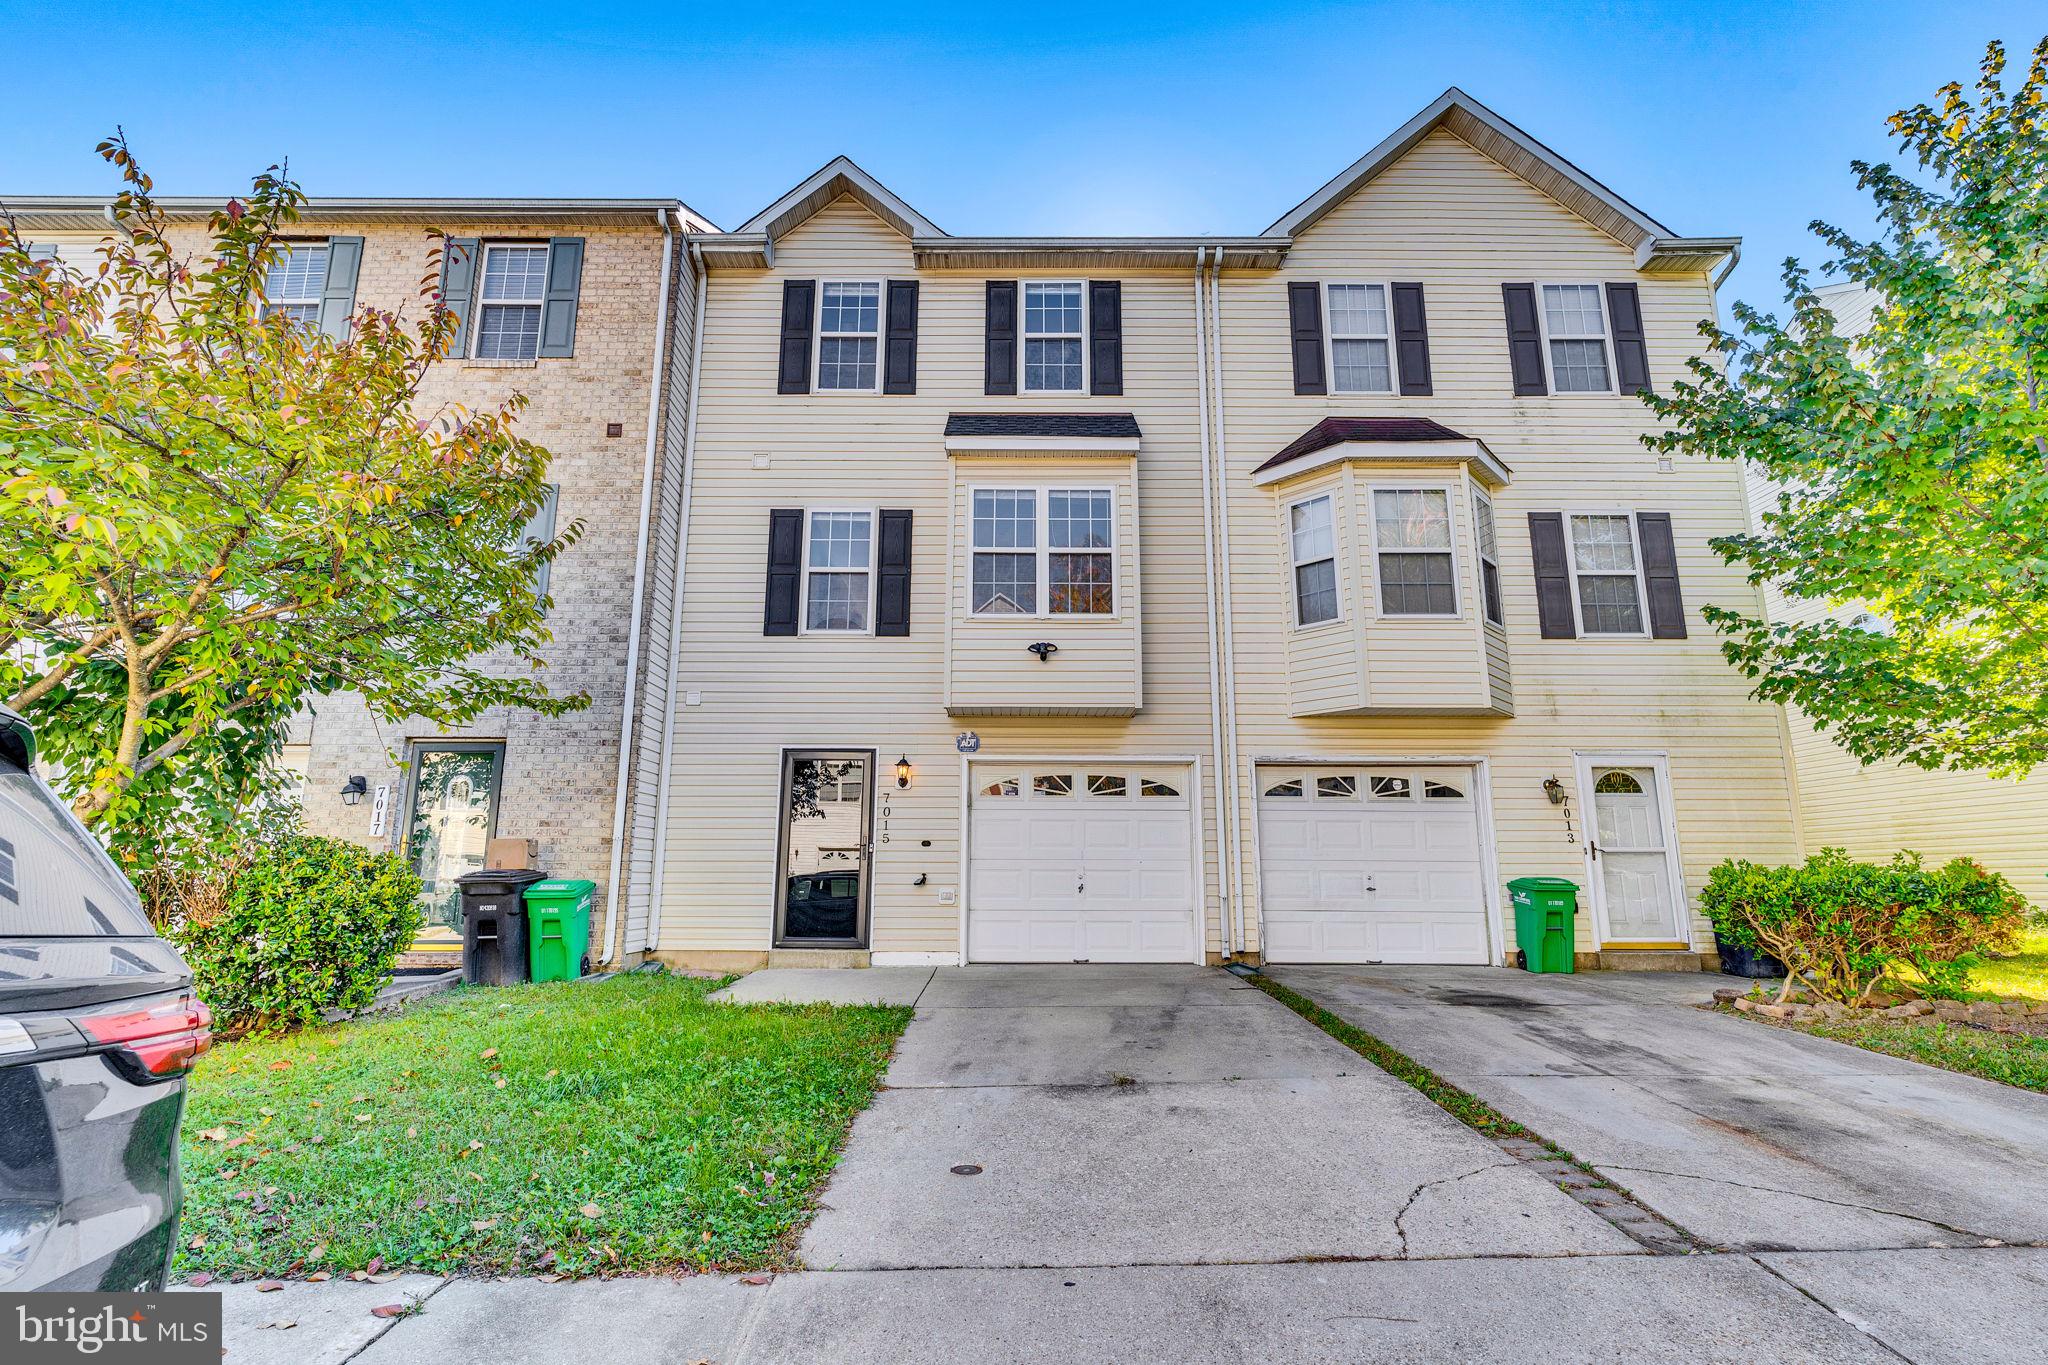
[1714,931,1785,979]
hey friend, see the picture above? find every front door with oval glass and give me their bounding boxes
[1586,762,1685,942]
[777,750,872,946]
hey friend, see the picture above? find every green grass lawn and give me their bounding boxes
[176,973,909,1280]
[1971,927,2048,1002]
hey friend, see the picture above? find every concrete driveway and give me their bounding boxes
[1264,965,2048,1252]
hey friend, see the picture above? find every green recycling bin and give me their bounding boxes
[524,878,596,982]
[1507,876,1579,974]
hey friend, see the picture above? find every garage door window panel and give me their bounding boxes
[1369,775,1412,800]
[1140,778,1180,798]
[1372,489,1459,617]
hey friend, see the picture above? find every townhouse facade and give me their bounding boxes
[645,89,1804,971]
[12,195,714,963]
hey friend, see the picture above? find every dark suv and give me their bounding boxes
[0,705,209,1291]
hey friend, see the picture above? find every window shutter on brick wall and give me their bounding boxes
[1501,283,1547,395]
[985,281,1018,395]
[1605,282,1651,394]
[538,237,585,358]
[764,509,804,635]
[317,235,363,339]
[876,509,914,635]
[777,280,815,394]
[1089,279,1123,395]
[1391,281,1432,396]
[1635,511,1687,638]
[1288,281,1326,395]
[520,484,560,606]
[883,279,919,394]
[1527,512,1576,639]
[440,238,480,359]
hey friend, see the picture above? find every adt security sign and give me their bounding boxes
[955,731,980,754]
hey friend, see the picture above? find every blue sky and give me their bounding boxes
[0,2,2037,313]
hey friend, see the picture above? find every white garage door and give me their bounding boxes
[1258,766,1490,964]
[968,765,1197,963]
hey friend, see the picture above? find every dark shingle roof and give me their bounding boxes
[1253,416,1471,475]
[945,412,1142,440]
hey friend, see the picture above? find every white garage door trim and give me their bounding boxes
[1250,756,1504,966]
[959,754,1204,965]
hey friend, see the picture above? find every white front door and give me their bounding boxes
[1257,766,1490,964]
[967,765,1197,963]
[1583,760,1686,943]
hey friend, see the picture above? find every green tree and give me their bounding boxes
[1646,37,2048,776]
[0,135,586,856]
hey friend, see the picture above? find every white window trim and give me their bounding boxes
[812,279,885,395]
[472,241,550,361]
[1472,489,1504,628]
[262,240,330,325]
[1534,280,1617,396]
[1562,509,1649,638]
[967,484,1118,619]
[1321,280,1399,397]
[1365,483,1462,621]
[1019,280,1089,396]
[1285,491,1344,630]
[798,506,879,636]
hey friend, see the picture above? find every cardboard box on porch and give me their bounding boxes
[485,836,540,871]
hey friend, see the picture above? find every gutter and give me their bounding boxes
[644,240,711,952]
[597,206,675,966]
[1205,249,1248,958]
[1191,248,1233,966]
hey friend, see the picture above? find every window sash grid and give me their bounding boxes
[1370,488,1459,618]
[1539,283,1614,393]
[1021,282,1085,393]
[1565,512,1648,635]
[1325,282,1394,395]
[801,510,875,633]
[815,281,882,392]
[970,486,1114,617]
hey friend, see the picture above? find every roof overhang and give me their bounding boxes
[1635,235,1741,277]
[3,196,707,234]
[913,237,1287,270]
[943,412,1142,454]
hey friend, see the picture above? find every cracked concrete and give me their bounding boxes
[1268,965,2048,1253]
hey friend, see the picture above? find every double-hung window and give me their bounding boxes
[1565,514,1646,634]
[1022,282,1085,392]
[803,510,874,632]
[263,244,328,328]
[1289,495,1339,626]
[1326,283,1393,394]
[1473,492,1504,626]
[971,487,1114,616]
[816,282,881,391]
[475,244,549,360]
[1372,488,1458,617]
[1541,284,1613,393]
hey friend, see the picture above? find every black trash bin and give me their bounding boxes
[1714,930,1786,979]
[458,869,547,986]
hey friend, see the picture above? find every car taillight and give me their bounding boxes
[80,996,212,1082]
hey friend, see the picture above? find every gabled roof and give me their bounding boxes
[1264,87,1679,252]
[736,155,944,241]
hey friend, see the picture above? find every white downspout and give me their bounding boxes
[644,241,710,953]
[597,206,675,967]
[1207,248,1247,957]
[1191,248,1233,965]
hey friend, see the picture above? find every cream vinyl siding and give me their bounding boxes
[1215,127,1799,958]
[658,196,1224,958]
[1276,474,1368,714]
[1747,284,2048,912]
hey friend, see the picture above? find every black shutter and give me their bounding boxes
[1391,281,1432,396]
[777,281,815,394]
[1088,279,1123,395]
[1636,512,1687,638]
[1606,282,1652,395]
[883,280,919,394]
[984,281,1018,395]
[1501,283,1548,396]
[1287,281,1326,395]
[764,509,804,635]
[1527,513,1576,639]
[876,509,913,636]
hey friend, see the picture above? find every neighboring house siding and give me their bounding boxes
[1216,126,1800,958]
[1751,284,2048,910]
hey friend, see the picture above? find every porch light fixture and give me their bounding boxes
[1542,776,1567,806]
[340,775,369,806]
[1027,641,1058,663]
[894,755,913,789]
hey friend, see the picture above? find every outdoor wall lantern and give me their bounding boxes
[1027,641,1059,662]
[1542,776,1567,806]
[340,775,369,806]
[895,755,913,789]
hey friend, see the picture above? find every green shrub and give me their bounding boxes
[174,834,423,1031]
[1701,848,2026,1004]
